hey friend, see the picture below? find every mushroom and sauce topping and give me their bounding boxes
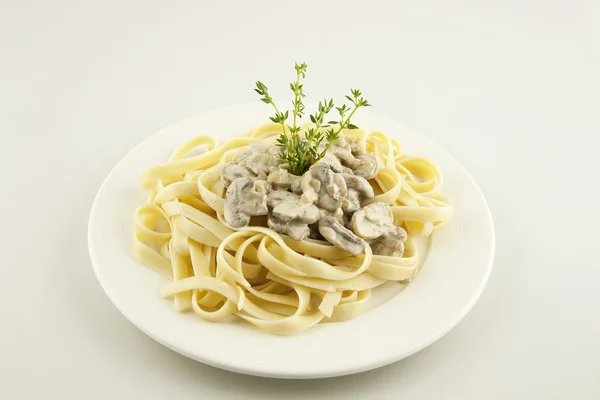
[220,136,407,257]
[265,191,319,241]
[224,177,268,228]
[220,163,256,188]
[352,202,408,257]
[319,215,365,255]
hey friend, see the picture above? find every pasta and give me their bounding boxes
[133,123,452,334]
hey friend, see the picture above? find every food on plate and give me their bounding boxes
[133,63,453,334]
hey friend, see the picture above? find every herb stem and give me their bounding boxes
[335,104,360,135]
[292,70,302,133]
[273,104,287,136]
[258,63,370,175]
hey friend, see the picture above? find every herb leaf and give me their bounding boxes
[254,63,371,175]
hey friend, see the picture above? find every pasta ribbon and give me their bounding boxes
[133,125,452,334]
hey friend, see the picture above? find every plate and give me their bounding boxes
[88,102,494,379]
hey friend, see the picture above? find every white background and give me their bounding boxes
[1,1,599,399]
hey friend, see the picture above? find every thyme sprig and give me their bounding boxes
[255,63,371,175]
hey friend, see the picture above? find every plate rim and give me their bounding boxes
[88,102,495,379]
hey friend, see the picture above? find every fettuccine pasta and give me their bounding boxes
[133,123,452,334]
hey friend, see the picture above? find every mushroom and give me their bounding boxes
[326,140,378,180]
[253,179,270,195]
[334,136,352,150]
[308,162,343,211]
[318,215,365,255]
[318,151,352,174]
[220,163,255,188]
[341,173,374,213]
[266,190,297,208]
[265,191,319,240]
[267,145,284,156]
[270,193,319,224]
[351,202,408,256]
[237,144,280,176]
[238,153,279,176]
[350,140,365,155]
[235,143,271,162]
[267,214,311,241]
[267,169,302,190]
[351,202,394,240]
[342,212,354,230]
[369,226,408,257]
[349,153,378,179]
[329,141,355,165]
[298,171,319,203]
[333,172,348,197]
[341,189,361,213]
[342,173,374,198]
[320,207,344,222]
[224,177,268,228]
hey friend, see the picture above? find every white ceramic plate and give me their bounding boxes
[88,103,494,379]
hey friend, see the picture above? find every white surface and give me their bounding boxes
[88,103,494,378]
[1,0,598,398]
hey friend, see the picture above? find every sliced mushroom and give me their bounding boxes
[237,144,280,176]
[291,175,305,194]
[220,163,256,188]
[320,207,344,222]
[328,139,354,164]
[369,226,407,257]
[318,215,365,255]
[266,190,297,208]
[341,189,361,213]
[267,214,311,241]
[350,140,365,155]
[334,136,352,150]
[266,212,286,232]
[285,222,312,241]
[333,173,348,197]
[271,193,319,224]
[327,140,378,180]
[318,152,352,174]
[254,179,269,195]
[267,169,302,190]
[235,143,271,162]
[299,171,319,203]
[239,153,279,175]
[309,162,343,211]
[267,145,284,156]
[224,177,268,228]
[351,202,394,240]
[265,191,319,240]
[343,173,374,199]
[350,153,378,179]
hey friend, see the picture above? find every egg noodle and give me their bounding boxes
[133,123,452,334]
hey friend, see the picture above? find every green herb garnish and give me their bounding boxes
[254,62,371,176]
